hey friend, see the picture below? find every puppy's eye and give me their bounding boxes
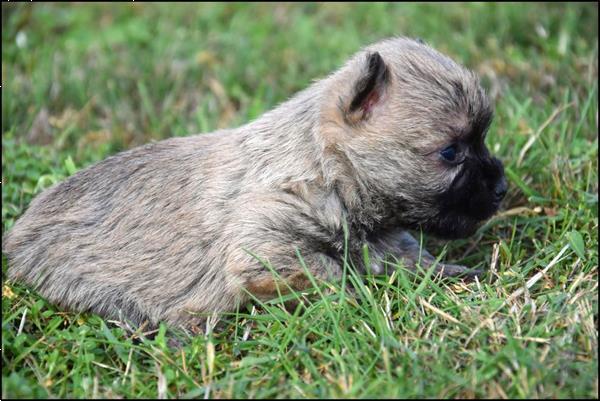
[440,145,458,162]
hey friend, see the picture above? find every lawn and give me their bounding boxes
[2,2,598,398]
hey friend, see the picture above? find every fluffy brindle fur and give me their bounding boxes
[3,37,506,331]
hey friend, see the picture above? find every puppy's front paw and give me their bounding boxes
[435,263,484,281]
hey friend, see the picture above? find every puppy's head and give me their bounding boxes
[321,37,506,239]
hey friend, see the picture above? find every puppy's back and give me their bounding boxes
[3,132,241,326]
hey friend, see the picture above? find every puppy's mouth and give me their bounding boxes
[425,157,506,239]
[402,199,502,240]
[421,211,494,240]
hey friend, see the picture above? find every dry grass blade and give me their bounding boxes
[491,333,551,343]
[517,102,574,166]
[17,308,28,336]
[466,244,570,345]
[156,362,167,399]
[506,244,570,303]
[419,298,462,326]
[489,242,501,283]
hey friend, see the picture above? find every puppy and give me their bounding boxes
[3,37,507,331]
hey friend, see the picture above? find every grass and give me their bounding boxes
[2,2,598,398]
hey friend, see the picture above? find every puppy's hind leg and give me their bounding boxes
[240,249,345,309]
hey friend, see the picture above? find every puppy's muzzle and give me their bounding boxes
[489,157,507,207]
[493,176,507,202]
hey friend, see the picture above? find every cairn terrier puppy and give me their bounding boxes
[3,37,507,331]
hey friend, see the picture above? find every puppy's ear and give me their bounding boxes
[345,52,390,124]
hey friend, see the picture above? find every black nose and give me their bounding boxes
[494,177,507,201]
